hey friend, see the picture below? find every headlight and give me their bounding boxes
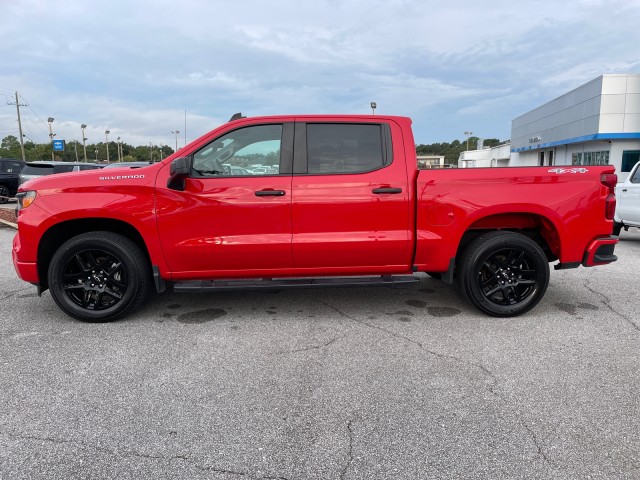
[16,191,37,210]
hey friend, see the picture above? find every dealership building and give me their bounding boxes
[510,74,640,179]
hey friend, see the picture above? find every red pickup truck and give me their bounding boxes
[12,115,619,322]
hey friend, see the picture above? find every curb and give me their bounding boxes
[0,218,17,229]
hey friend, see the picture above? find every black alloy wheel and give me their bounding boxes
[48,232,151,322]
[457,231,550,317]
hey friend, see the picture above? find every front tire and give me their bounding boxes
[457,231,550,317]
[48,232,151,322]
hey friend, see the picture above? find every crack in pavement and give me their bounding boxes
[518,418,551,464]
[584,279,639,333]
[320,300,553,468]
[339,419,355,480]
[0,286,33,302]
[270,336,344,356]
[1,431,289,480]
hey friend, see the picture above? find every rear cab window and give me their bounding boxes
[299,122,393,175]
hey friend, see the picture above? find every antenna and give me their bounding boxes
[228,112,246,122]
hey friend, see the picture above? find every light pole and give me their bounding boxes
[48,117,56,161]
[81,124,88,162]
[95,148,99,162]
[117,137,121,162]
[371,102,377,115]
[464,131,473,151]
[171,130,180,152]
[105,130,111,163]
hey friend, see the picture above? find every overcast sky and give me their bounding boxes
[1,0,639,149]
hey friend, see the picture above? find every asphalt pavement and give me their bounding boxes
[1,225,639,479]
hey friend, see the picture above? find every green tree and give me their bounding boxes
[0,135,21,158]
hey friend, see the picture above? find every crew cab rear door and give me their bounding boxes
[617,161,640,224]
[291,119,413,270]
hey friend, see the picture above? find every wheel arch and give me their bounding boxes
[457,212,561,264]
[37,218,151,291]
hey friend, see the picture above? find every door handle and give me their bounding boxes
[372,187,402,194]
[255,189,286,197]
[621,188,627,192]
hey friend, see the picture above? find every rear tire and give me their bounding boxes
[48,232,152,322]
[457,231,550,317]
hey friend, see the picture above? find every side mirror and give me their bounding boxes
[168,157,191,191]
[170,156,191,176]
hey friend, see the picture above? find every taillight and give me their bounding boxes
[601,173,617,220]
[601,173,617,190]
[605,194,616,220]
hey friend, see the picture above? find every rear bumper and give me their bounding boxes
[582,236,618,267]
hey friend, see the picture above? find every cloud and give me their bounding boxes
[1,0,639,145]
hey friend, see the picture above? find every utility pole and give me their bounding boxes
[81,124,88,162]
[48,117,56,161]
[105,130,110,163]
[7,92,27,161]
[464,131,473,151]
[171,130,179,152]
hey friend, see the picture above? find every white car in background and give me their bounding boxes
[614,161,640,235]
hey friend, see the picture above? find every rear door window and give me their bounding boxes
[306,124,387,174]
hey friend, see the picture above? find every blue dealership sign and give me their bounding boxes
[52,139,65,151]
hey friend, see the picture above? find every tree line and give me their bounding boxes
[0,135,174,163]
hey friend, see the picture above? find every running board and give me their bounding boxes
[173,275,419,292]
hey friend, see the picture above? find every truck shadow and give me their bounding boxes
[146,276,467,325]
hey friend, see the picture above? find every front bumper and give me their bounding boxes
[12,232,39,284]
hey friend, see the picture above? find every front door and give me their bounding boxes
[156,123,294,278]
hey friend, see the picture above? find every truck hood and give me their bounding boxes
[19,164,159,193]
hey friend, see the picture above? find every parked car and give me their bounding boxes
[102,161,152,169]
[614,160,640,235]
[0,157,26,203]
[19,161,102,185]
